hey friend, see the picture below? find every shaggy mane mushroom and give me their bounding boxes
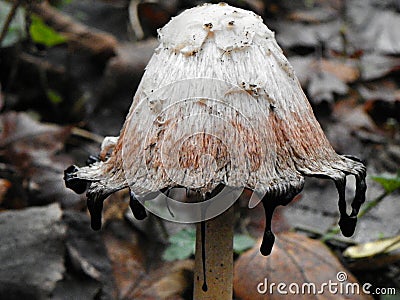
[64,3,366,299]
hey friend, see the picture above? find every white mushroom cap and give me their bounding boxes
[66,3,366,229]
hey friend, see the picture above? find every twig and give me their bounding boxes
[30,1,118,58]
[71,127,104,144]
[0,0,21,46]
[128,0,144,40]
[357,191,388,218]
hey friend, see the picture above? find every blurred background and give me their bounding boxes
[0,0,399,299]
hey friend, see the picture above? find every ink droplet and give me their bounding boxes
[334,177,357,237]
[87,194,104,231]
[201,220,208,292]
[64,165,89,194]
[129,191,147,220]
[260,197,277,256]
[86,155,100,166]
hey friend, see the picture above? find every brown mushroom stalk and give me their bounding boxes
[64,3,367,299]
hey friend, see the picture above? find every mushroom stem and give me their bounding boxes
[194,205,234,299]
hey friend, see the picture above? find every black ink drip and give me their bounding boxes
[129,191,147,220]
[87,192,107,231]
[260,196,277,256]
[259,185,302,256]
[64,165,89,194]
[201,220,208,292]
[335,177,356,237]
[86,155,101,166]
[351,174,367,217]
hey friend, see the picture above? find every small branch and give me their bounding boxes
[0,0,21,46]
[194,206,234,300]
[30,1,119,58]
[71,127,104,144]
[128,0,144,40]
[357,191,388,218]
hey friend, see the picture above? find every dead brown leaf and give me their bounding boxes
[129,259,194,300]
[234,232,372,300]
[290,56,360,85]
[0,111,80,206]
[360,80,400,125]
[0,178,11,205]
[102,220,147,299]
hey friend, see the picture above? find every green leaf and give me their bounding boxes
[29,15,66,47]
[380,290,400,300]
[162,228,257,261]
[162,228,196,261]
[372,171,400,194]
[233,234,256,254]
[0,1,26,48]
[46,89,63,104]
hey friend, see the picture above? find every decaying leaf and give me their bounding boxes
[128,259,194,300]
[346,2,400,55]
[360,81,400,124]
[0,178,11,205]
[234,232,372,300]
[359,54,400,81]
[0,204,66,299]
[63,210,116,299]
[344,235,400,259]
[273,20,342,50]
[290,56,360,86]
[290,56,359,103]
[0,112,80,206]
[308,71,348,103]
[102,220,146,299]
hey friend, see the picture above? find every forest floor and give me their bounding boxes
[0,0,399,299]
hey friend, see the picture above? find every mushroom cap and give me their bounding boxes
[70,3,365,221]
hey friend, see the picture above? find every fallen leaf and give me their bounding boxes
[333,99,377,132]
[0,178,11,205]
[29,14,67,47]
[63,210,116,299]
[287,8,339,24]
[344,235,400,259]
[308,71,348,103]
[359,54,400,81]
[346,2,400,55]
[102,220,146,299]
[0,203,66,299]
[233,234,256,254]
[371,172,400,194]
[290,56,360,86]
[290,56,360,103]
[240,0,265,15]
[343,234,400,271]
[234,232,372,300]
[129,259,194,300]
[360,81,400,124]
[0,112,81,206]
[162,228,196,262]
[273,20,341,49]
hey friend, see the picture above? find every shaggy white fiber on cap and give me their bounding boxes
[66,4,366,238]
